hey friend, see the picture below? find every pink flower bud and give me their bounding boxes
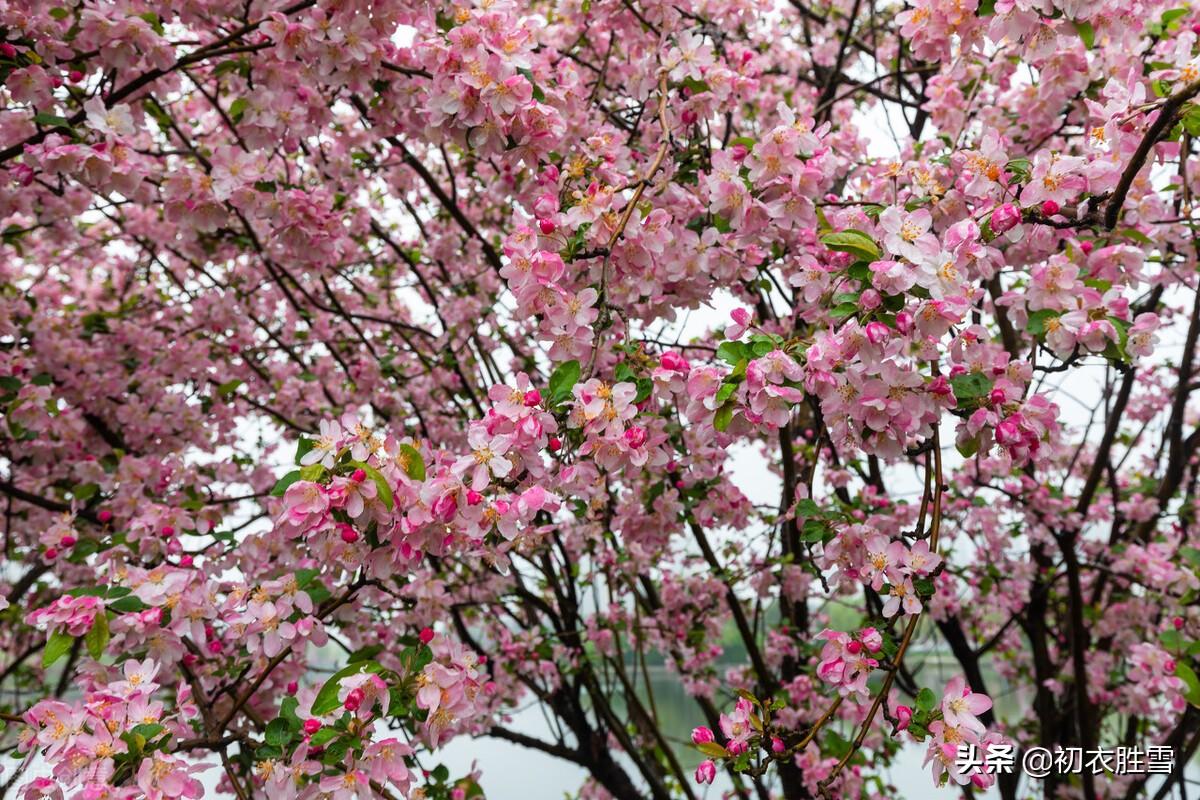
[990,203,1021,233]
[303,719,322,735]
[895,705,913,731]
[351,468,367,482]
[97,509,113,523]
[864,321,890,344]
[0,44,15,59]
[660,350,690,372]
[694,760,717,785]
[548,437,562,451]
[343,687,365,711]
[207,639,223,654]
[989,388,1007,407]
[859,627,882,652]
[1175,617,1185,630]
[419,627,435,644]
[1079,240,1093,254]
[160,525,175,537]
[61,536,76,548]
[524,389,542,407]
[771,736,785,753]
[538,218,555,234]
[894,311,913,335]
[691,726,715,745]
[68,70,84,83]
[44,547,58,560]
[466,489,483,506]
[340,526,359,544]
[681,108,698,126]
[1041,200,1060,216]
[179,555,194,567]
[1165,659,1177,674]
[623,425,648,449]
[729,143,748,161]
[846,640,863,655]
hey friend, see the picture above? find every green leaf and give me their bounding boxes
[107,595,148,614]
[717,341,749,365]
[1176,661,1200,707]
[1074,20,1095,49]
[713,404,734,432]
[950,372,993,402]
[271,470,301,497]
[130,723,164,740]
[229,97,248,123]
[820,229,881,262]
[216,379,242,399]
[85,613,109,660]
[977,0,996,15]
[265,718,293,748]
[1026,309,1058,336]
[311,660,385,716]
[547,360,581,405]
[43,630,73,668]
[396,444,425,481]
[294,436,315,465]
[916,687,938,712]
[348,461,393,511]
[33,113,72,130]
[696,741,728,758]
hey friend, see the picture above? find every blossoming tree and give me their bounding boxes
[1,0,1199,798]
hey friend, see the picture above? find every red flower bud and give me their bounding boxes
[538,218,555,234]
[44,547,58,560]
[1041,200,1060,216]
[351,468,367,482]
[97,509,113,523]
[343,687,365,711]
[160,525,175,537]
[303,718,322,735]
[691,726,715,745]
[287,681,298,694]
[420,627,435,644]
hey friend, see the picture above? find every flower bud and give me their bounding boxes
[691,726,715,745]
[97,509,113,523]
[344,687,365,711]
[694,760,717,785]
[44,547,58,560]
[61,536,76,548]
[548,437,562,451]
[1041,200,1060,216]
[538,218,555,234]
[420,627,436,644]
[894,311,913,335]
[990,203,1021,233]
[524,389,542,407]
[287,681,298,695]
[160,525,175,538]
[1175,616,1185,630]
[466,489,483,506]
[351,468,366,482]
[846,640,863,655]
[1079,240,1093,254]
[864,321,890,344]
[179,555,194,568]
[340,526,359,544]
[303,719,322,735]
[895,705,913,731]
[771,736,785,753]
[681,109,698,126]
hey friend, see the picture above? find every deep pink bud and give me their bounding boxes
[1079,240,1093,254]
[160,525,175,537]
[548,437,562,451]
[419,627,435,644]
[846,640,863,655]
[771,736,785,753]
[1041,199,1060,216]
[351,468,367,482]
[60,535,76,548]
[895,705,913,731]
[538,218,555,234]
[864,321,890,344]
[68,70,84,83]
[207,639,223,653]
[729,143,748,161]
[287,681,298,695]
[340,526,359,544]
[343,687,365,711]
[97,509,113,523]
[0,44,16,59]
[466,489,483,506]
[990,203,1021,233]
[694,760,717,785]
[1165,659,1177,674]
[989,388,1007,407]
[894,311,914,335]
[182,652,198,667]
[1175,616,1186,630]
[303,719,322,735]
[623,425,648,449]
[524,389,542,407]
[691,726,715,745]
[179,555,194,568]
[660,350,690,372]
[681,108,698,126]
[44,547,58,560]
